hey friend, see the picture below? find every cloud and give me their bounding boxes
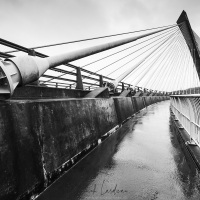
[0,0,109,47]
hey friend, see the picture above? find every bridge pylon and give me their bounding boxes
[177,10,200,80]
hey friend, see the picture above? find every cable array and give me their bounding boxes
[1,22,200,93]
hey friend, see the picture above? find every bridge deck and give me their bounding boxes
[37,101,200,200]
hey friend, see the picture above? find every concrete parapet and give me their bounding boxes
[0,101,44,200]
[143,96,150,107]
[132,97,145,112]
[11,85,90,99]
[0,91,168,199]
[113,97,134,124]
[0,98,118,199]
[36,98,118,172]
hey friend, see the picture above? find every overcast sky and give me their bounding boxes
[1,0,200,50]
[1,0,200,91]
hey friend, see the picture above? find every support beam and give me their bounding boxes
[84,87,108,98]
[119,90,131,97]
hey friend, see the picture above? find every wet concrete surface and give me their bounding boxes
[37,101,200,200]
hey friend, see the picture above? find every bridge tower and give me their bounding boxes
[177,10,200,79]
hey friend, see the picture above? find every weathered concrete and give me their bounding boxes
[0,86,169,199]
[0,98,118,200]
[144,96,152,106]
[113,97,134,124]
[131,97,145,112]
[35,98,118,173]
[0,101,44,200]
[11,85,91,99]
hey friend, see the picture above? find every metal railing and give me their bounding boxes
[170,95,200,147]
[170,87,200,95]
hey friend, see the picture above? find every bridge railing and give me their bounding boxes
[170,95,200,146]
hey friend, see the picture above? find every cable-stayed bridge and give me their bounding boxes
[1,10,200,200]
[1,11,200,96]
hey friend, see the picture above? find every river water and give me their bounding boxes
[37,101,200,200]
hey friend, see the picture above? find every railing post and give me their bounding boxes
[122,82,125,91]
[189,117,192,143]
[99,75,103,87]
[76,67,84,90]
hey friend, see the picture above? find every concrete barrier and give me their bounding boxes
[0,101,44,200]
[113,97,134,124]
[132,97,145,112]
[11,86,90,99]
[0,92,169,200]
[143,96,150,107]
[0,98,118,200]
